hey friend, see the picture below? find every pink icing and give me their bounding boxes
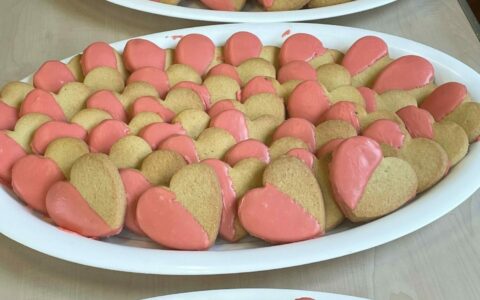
[203,159,238,242]
[282,29,291,38]
[279,33,326,66]
[373,55,434,94]
[86,90,127,122]
[136,187,211,250]
[127,67,170,99]
[342,36,388,76]
[210,109,249,142]
[46,181,118,237]
[278,61,317,84]
[123,38,166,72]
[238,184,321,243]
[200,0,235,10]
[88,120,130,153]
[0,133,27,184]
[120,169,152,236]
[362,119,405,149]
[288,80,330,125]
[396,105,434,139]
[159,135,199,163]
[287,148,315,170]
[241,76,276,103]
[131,96,175,122]
[207,64,242,85]
[20,89,65,121]
[224,32,262,66]
[12,155,64,213]
[174,81,211,109]
[208,100,238,118]
[315,138,345,157]
[33,60,76,93]
[224,139,270,166]
[139,122,186,149]
[330,136,383,210]
[419,82,467,122]
[321,101,360,132]
[0,101,18,130]
[357,87,377,113]
[175,34,215,75]
[31,121,87,154]
[258,0,274,8]
[81,42,117,74]
[273,118,316,152]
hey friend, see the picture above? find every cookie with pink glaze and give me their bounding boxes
[139,122,186,149]
[316,63,352,91]
[3,113,51,154]
[0,132,27,185]
[70,108,112,132]
[279,33,331,67]
[272,118,316,152]
[328,85,366,108]
[203,75,241,104]
[88,120,130,154]
[166,63,202,87]
[1,82,34,109]
[19,89,66,122]
[320,101,367,132]
[173,109,211,139]
[0,101,18,130]
[269,136,309,161]
[357,87,379,113]
[175,34,216,75]
[86,90,127,122]
[287,80,330,125]
[140,149,188,186]
[362,119,409,157]
[225,139,271,166]
[33,60,77,93]
[373,55,436,103]
[46,153,126,238]
[200,0,246,10]
[30,121,87,155]
[123,38,166,72]
[120,169,152,236]
[377,90,418,113]
[163,86,207,114]
[207,63,242,85]
[330,136,417,222]
[174,81,211,109]
[127,67,170,98]
[342,36,391,87]
[128,112,164,135]
[278,60,317,85]
[241,76,282,103]
[131,96,175,122]
[44,137,90,178]
[314,119,357,150]
[109,135,152,169]
[239,155,325,243]
[81,42,127,78]
[258,0,310,11]
[12,155,65,213]
[237,58,276,86]
[224,32,262,66]
[136,163,222,250]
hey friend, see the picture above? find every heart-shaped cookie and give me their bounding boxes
[200,0,246,11]
[88,120,130,154]
[46,153,126,237]
[287,80,330,125]
[237,58,276,86]
[33,60,77,94]
[31,121,87,155]
[258,0,310,11]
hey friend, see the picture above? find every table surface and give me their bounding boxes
[0,0,479,299]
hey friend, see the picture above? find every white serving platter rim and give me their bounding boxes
[148,288,368,300]
[0,23,479,275]
[105,0,397,23]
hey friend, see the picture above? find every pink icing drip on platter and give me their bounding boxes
[210,109,249,142]
[46,181,117,238]
[287,80,331,125]
[127,67,170,99]
[278,60,317,84]
[208,100,238,118]
[330,136,383,210]
[238,184,321,243]
[159,135,199,163]
[241,76,276,103]
[120,169,152,236]
[273,118,316,152]
[175,34,215,75]
[316,138,345,157]
[362,119,405,149]
[31,121,87,154]
[207,64,242,85]
[0,101,18,130]
[174,81,211,109]
[123,38,166,72]
[81,42,117,74]
[419,82,467,122]
[396,105,435,139]
[12,155,64,213]
[136,187,211,250]
[342,36,388,76]
[287,148,315,170]
[373,55,434,94]
[20,89,66,122]
[139,122,186,149]
[224,139,270,166]
[321,101,360,132]
[33,60,76,93]
[86,90,127,122]
[279,33,326,66]
[357,87,377,113]
[224,32,262,66]
[282,29,291,38]
[203,159,238,242]
[199,0,235,11]
[0,133,26,184]
[131,96,175,122]
[88,120,130,154]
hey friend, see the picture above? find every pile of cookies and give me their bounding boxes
[153,0,352,11]
[0,31,478,250]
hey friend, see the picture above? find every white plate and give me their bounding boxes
[106,0,397,23]
[1,23,479,275]
[148,289,368,300]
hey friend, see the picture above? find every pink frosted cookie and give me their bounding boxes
[320,101,363,132]
[272,118,316,152]
[0,101,18,130]
[31,121,87,154]
[224,32,262,66]
[287,80,330,125]
[224,139,270,166]
[207,63,242,85]
[279,33,327,66]
[81,42,118,75]
[210,109,249,142]
[86,90,127,122]
[357,87,379,113]
[20,89,66,122]
[241,76,277,103]
[123,38,166,72]
[419,82,468,121]
[174,81,211,109]
[139,122,186,149]
[0,132,27,185]
[127,67,170,98]
[397,106,434,139]
[88,120,130,154]
[131,96,175,122]
[159,135,200,164]
[33,60,76,93]
[278,60,317,84]
[362,119,406,150]
[175,34,216,75]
